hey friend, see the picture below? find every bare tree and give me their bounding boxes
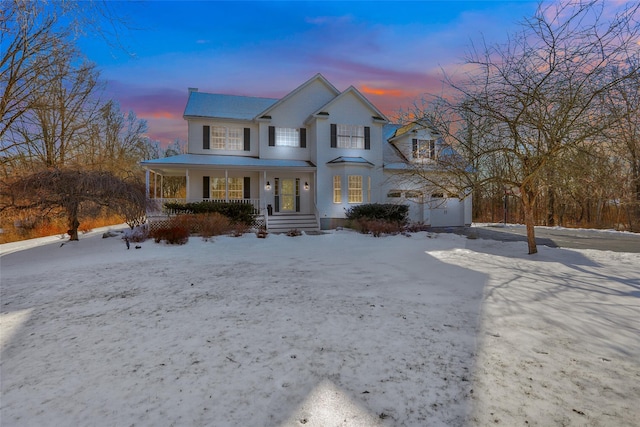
[0,169,149,240]
[1,0,134,171]
[413,0,639,254]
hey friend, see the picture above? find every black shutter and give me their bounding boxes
[364,126,370,150]
[243,177,250,199]
[299,128,306,148]
[412,139,418,158]
[330,124,337,148]
[244,128,250,151]
[274,178,279,213]
[269,126,275,146]
[203,176,210,199]
[203,125,210,149]
[430,141,435,159]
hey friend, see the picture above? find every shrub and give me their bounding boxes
[356,219,404,237]
[164,201,255,226]
[404,221,430,233]
[256,227,268,238]
[124,224,149,242]
[345,203,409,224]
[286,228,302,237]
[197,213,233,240]
[150,224,189,245]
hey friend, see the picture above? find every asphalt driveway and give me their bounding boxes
[433,224,640,253]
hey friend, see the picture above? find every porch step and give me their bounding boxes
[267,214,319,233]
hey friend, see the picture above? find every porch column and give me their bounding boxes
[185,169,190,201]
[225,169,229,202]
[153,172,157,199]
[145,170,150,199]
[160,175,164,200]
[263,170,267,210]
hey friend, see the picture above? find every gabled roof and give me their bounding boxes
[388,119,440,142]
[183,92,278,120]
[256,74,341,119]
[309,86,389,123]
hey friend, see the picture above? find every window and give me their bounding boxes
[227,177,243,200]
[337,125,365,149]
[211,126,243,150]
[211,178,226,199]
[210,177,243,200]
[276,127,300,147]
[348,175,363,203]
[333,176,342,203]
[406,190,423,199]
[387,190,402,198]
[413,139,436,160]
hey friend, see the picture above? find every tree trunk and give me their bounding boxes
[521,186,538,254]
[67,205,80,241]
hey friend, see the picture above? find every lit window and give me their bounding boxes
[210,177,243,200]
[227,177,243,200]
[348,175,362,203]
[387,190,402,198]
[211,178,226,199]
[211,126,243,150]
[337,125,365,149]
[276,127,300,147]
[406,190,423,199]
[413,139,435,159]
[333,176,342,203]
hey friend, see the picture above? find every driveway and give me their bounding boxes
[433,224,640,253]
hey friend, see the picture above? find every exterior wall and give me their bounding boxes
[187,119,258,157]
[262,172,315,215]
[314,93,386,223]
[186,169,261,203]
[259,79,338,161]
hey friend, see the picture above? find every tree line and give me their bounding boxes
[403,0,639,253]
[0,1,179,241]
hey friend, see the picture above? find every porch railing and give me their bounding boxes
[148,198,261,216]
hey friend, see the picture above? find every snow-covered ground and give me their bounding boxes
[1,228,638,426]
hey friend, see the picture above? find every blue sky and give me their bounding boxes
[78,1,540,145]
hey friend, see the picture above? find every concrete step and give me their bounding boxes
[267,214,319,232]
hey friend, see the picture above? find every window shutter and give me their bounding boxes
[244,128,251,151]
[330,124,337,148]
[243,177,250,199]
[295,178,300,212]
[203,125,210,149]
[268,126,275,146]
[412,139,417,158]
[203,176,210,199]
[299,128,306,148]
[364,126,370,150]
[430,141,436,159]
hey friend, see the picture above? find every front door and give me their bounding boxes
[280,178,295,212]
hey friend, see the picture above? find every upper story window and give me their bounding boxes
[412,139,436,160]
[211,126,243,150]
[337,125,365,149]
[276,127,300,147]
[331,124,370,150]
[268,126,306,148]
[203,125,250,151]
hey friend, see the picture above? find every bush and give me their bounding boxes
[124,224,149,242]
[150,224,189,245]
[286,228,302,237]
[355,219,404,237]
[164,201,255,226]
[345,203,409,224]
[197,213,233,240]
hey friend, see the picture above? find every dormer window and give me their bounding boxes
[412,139,435,160]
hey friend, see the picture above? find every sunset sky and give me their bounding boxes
[78,1,541,146]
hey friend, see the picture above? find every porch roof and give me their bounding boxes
[141,154,316,172]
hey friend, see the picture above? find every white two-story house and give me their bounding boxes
[141,74,471,231]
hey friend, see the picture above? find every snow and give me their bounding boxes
[1,228,639,426]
